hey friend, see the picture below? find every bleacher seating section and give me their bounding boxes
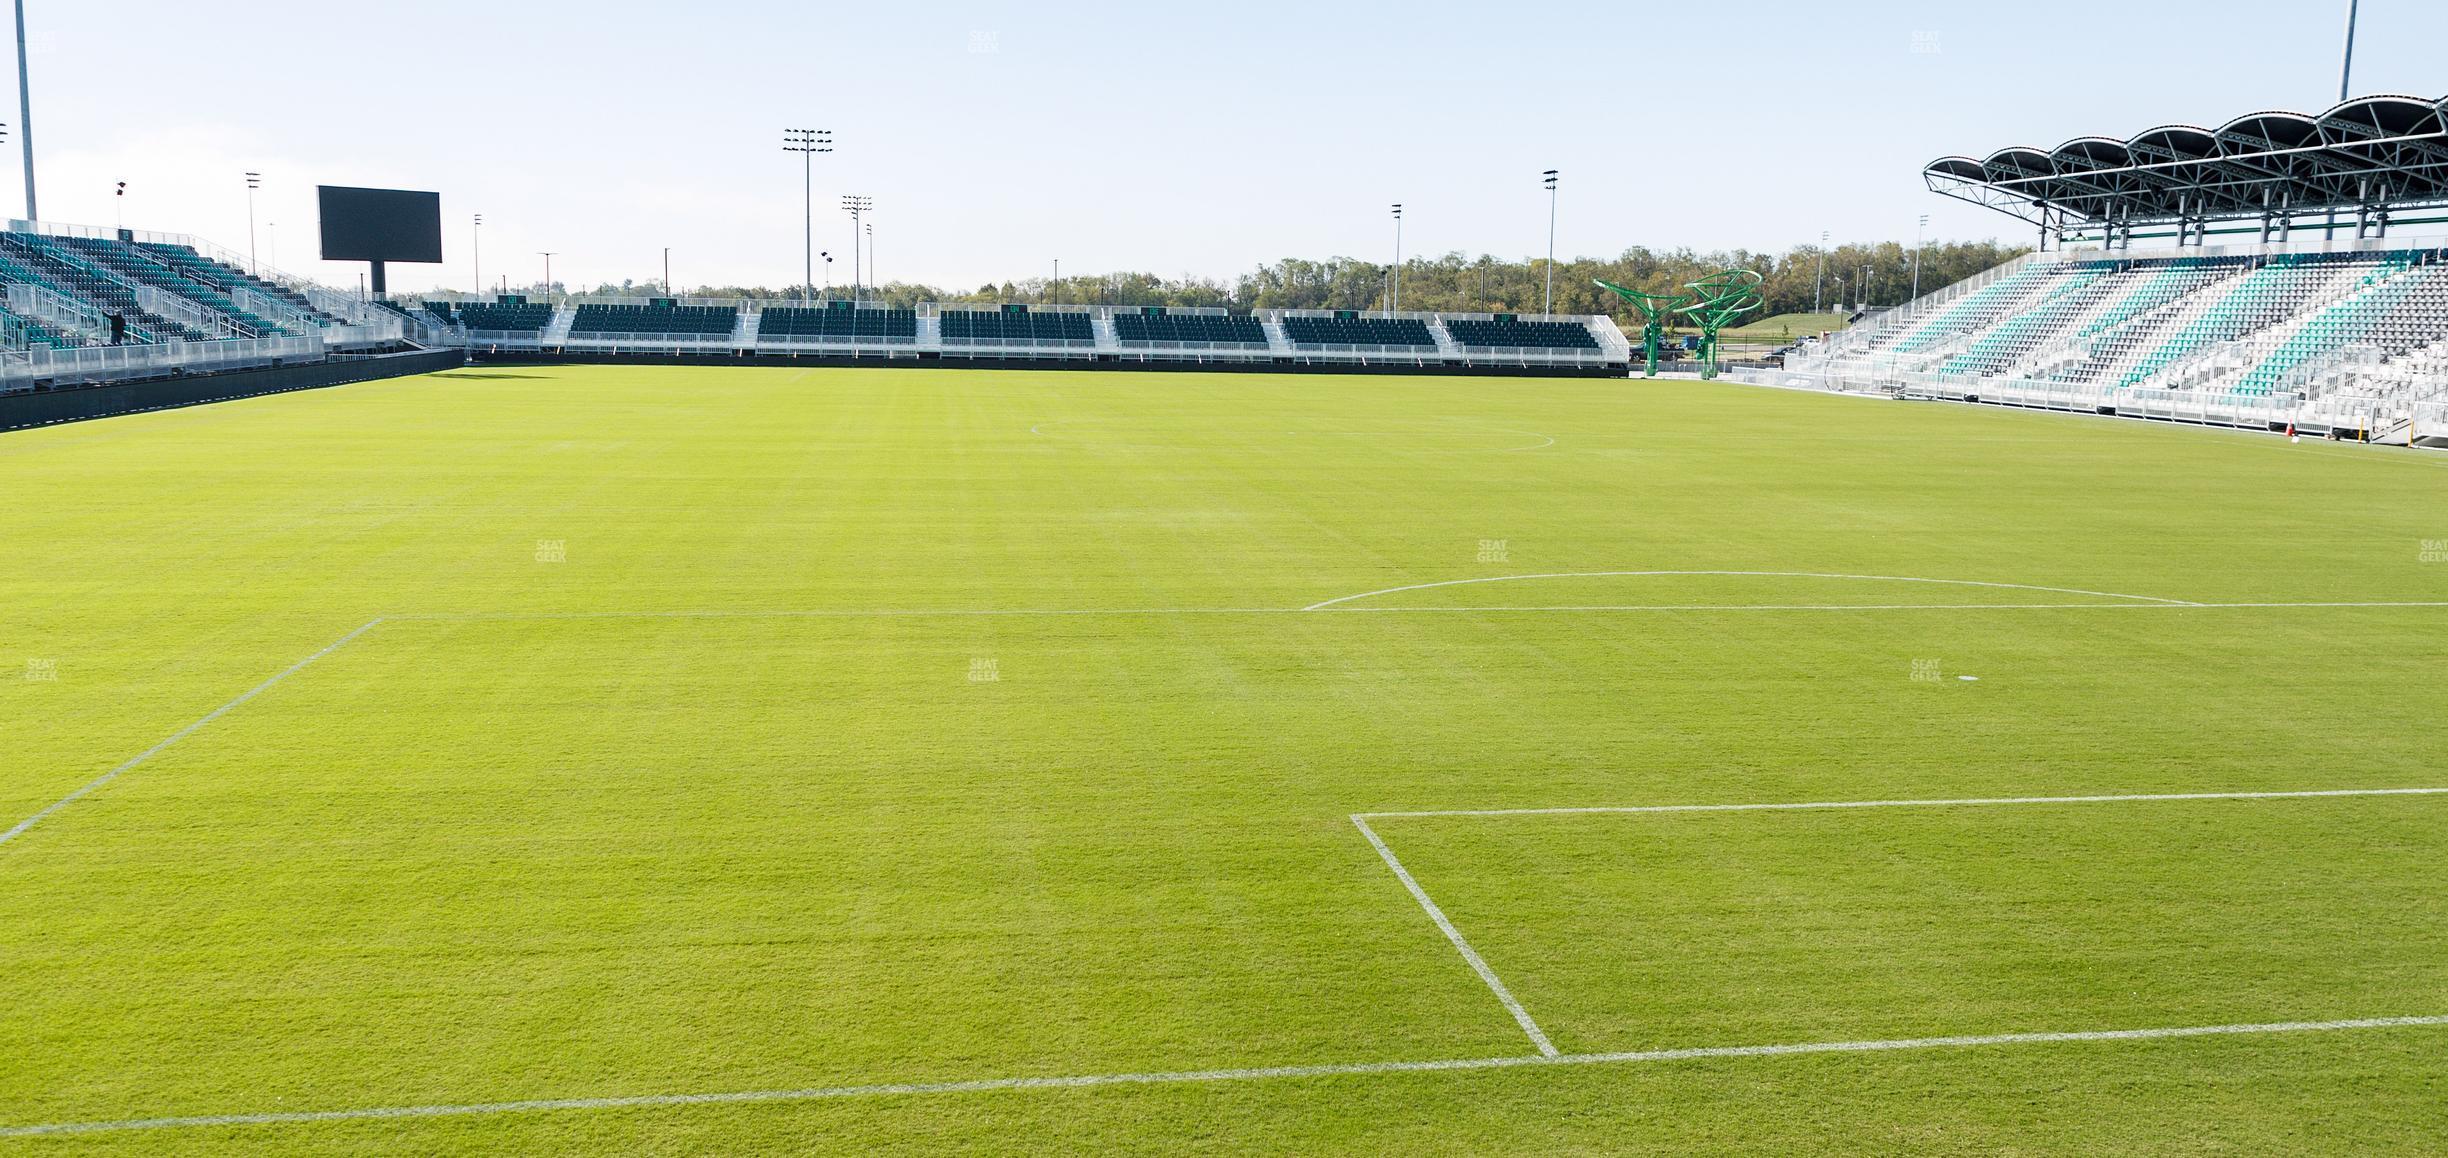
[1814,243,2448,415]
[0,228,382,356]
[1112,312,1267,346]
[759,305,918,340]
[1280,316,1436,348]
[1443,318,1599,350]
[458,303,558,334]
[568,304,738,337]
[939,309,1093,345]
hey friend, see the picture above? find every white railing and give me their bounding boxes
[0,333,324,389]
[6,282,109,340]
[563,330,737,344]
[134,285,255,339]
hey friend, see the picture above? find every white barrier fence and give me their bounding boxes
[0,334,325,391]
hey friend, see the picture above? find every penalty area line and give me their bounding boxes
[0,617,387,850]
[1351,814,1558,1055]
[4,1015,2442,1138]
[1356,785,2448,821]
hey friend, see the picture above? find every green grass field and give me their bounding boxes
[1713,311,1851,342]
[4,365,2446,1153]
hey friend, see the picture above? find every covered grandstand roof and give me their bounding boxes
[1925,93,2448,229]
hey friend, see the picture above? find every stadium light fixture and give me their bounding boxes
[1814,230,1827,314]
[1909,211,1929,302]
[1389,204,1403,314]
[2326,1,2360,240]
[663,247,672,298]
[783,128,834,307]
[1542,171,1559,317]
[841,194,873,303]
[1910,214,1929,302]
[244,172,261,275]
[472,214,483,297]
[13,0,33,222]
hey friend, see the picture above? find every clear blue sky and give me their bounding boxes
[15,0,2443,293]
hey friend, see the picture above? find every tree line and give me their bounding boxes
[670,238,2027,325]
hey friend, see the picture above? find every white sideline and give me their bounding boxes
[388,600,2448,622]
[1303,571,2203,612]
[1351,815,1558,1055]
[0,617,387,849]
[1357,785,2448,821]
[4,1016,2442,1138]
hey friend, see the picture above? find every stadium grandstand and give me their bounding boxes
[1786,92,2448,447]
[0,231,1633,392]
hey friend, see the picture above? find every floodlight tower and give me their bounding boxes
[244,172,261,274]
[1389,203,1403,313]
[1542,171,1559,316]
[783,128,833,306]
[2327,1,2359,240]
[1814,230,1827,313]
[539,252,555,300]
[472,213,482,296]
[1910,214,1929,302]
[13,0,32,221]
[842,194,873,302]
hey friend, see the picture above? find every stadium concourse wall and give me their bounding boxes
[435,300,1636,379]
[464,349,1629,378]
[0,348,463,433]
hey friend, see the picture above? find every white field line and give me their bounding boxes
[1025,420,1555,452]
[1350,815,1557,1056]
[0,617,387,849]
[5,1015,2443,1139]
[387,600,2448,623]
[1356,786,2448,821]
[1303,571,2203,612]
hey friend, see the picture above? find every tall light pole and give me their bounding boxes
[1814,230,1827,314]
[783,128,832,306]
[1052,258,1059,303]
[663,246,672,298]
[539,252,555,300]
[820,251,831,294]
[2327,1,2359,240]
[842,194,872,302]
[865,219,874,291]
[1910,214,1930,302]
[2338,0,2358,101]
[472,213,482,297]
[244,172,261,274]
[1541,170,1559,316]
[13,0,33,221]
[1389,203,1403,314]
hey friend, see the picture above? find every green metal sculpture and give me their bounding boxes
[1675,269,1766,380]
[1590,277,1686,377]
[1594,269,1767,379]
